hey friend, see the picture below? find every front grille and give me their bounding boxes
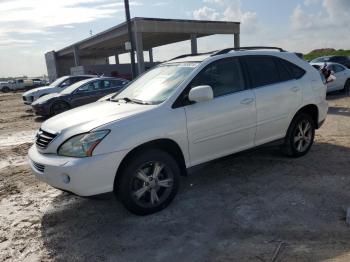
[32,161,45,173]
[36,129,57,149]
[22,96,26,101]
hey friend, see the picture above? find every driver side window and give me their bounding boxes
[76,81,100,93]
[190,58,245,97]
[59,79,71,88]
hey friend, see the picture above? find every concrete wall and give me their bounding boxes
[45,51,58,83]
[70,62,158,80]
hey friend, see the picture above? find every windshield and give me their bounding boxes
[60,78,94,94]
[112,63,198,104]
[49,76,69,87]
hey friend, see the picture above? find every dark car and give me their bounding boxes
[31,77,129,117]
[311,56,350,68]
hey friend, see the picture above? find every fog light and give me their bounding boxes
[62,174,70,184]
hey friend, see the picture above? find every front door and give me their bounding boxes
[70,80,102,107]
[184,57,257,166]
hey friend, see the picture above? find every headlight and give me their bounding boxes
[58,130,110,157]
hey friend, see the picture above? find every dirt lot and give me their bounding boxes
[0,91,350,262]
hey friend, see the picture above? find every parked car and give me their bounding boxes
[31,77,129,117]
[0,79,34,92]
[98,92,118,102]
[311,62,350,92]
[28,47,328,215]
[310,56,350,69]
[22,75,95,105]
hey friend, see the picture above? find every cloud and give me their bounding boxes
[192,0,260,34]
[0,0,127,47]
[193,6,220,20]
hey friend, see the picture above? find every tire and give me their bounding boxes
[281,113,315,158]
[116,149,180,215]
[1,86,10,93]
[344,79,350,92]
[50,101,70,116]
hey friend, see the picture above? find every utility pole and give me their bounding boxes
[124,0,136,79]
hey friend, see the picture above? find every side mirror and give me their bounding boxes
[188,85,213,103]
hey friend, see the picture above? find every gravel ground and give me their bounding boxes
[0,91,350,262]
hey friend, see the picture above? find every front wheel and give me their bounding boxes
[50,101,70,116]
[344,79,350,92]
[116,149,180,215]
[281,113,315,157]
[1,86,10,93]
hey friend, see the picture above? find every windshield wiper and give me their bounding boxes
[112,97,154,105]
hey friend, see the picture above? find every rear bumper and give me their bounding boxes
[317,100,328,129]
[28,145,128,196]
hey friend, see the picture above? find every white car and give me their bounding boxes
[28,47,328,215]
[310,62,350,93]
[22,75,95,105]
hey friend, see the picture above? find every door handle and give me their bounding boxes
[291,86,300,92]
[240,98,254,105]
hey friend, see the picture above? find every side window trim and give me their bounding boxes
[172,57,248,108]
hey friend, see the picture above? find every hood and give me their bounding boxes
[32,93,61,105]
[41,101,156,134]
[23,85,56,96]
[98,92,117,102]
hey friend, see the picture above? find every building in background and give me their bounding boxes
[45,17,240,82]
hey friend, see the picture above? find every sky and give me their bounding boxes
[0,0,349,77]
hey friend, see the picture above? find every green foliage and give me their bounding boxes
[304,49,350,61]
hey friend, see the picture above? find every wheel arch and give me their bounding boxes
[114,138,187,190]
[293,104,319,128]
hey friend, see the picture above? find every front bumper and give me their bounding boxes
[31,104,50,117]
[23,95,34,105]
[28,145,128,196]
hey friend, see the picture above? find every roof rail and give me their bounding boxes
[211,46,286,56]
[169,51,216,61]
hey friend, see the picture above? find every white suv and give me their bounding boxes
[28,47,328,215]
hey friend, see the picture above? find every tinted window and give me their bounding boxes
[76,81,100,93]
[275,58,293,82]
[332,64,345,73]
[331,56,349,63]
[244,56,280,88]
[283,60,305,79]
[59,78,72,87]
[190,58,245,97]
[312,57,325,63]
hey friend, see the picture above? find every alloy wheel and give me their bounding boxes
[293,119,313,153]
[130,161,174,208]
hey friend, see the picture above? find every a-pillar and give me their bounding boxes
[190,34,197,54]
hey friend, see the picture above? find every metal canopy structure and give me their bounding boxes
[45,17,240,81]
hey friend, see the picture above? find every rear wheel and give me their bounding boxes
[1,86,10,93]
[281,113,315,157]
[116,149,180,215]
[50,101,70,116]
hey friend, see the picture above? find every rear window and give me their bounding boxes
[244,56,280,88]
[283,60,305,79]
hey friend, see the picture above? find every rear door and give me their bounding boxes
[70,80,103,107]
[243,55,304,145]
